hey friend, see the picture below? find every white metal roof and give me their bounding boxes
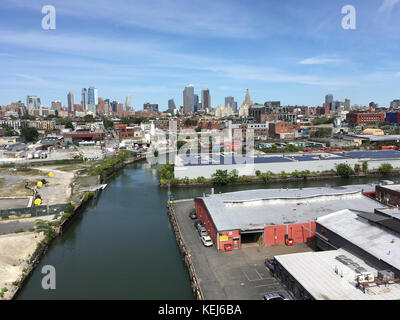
[317,209,400,271]
[199,185,383,232]
[275,248,400,300]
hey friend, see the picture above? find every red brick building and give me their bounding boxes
[346,112,385,125]
[268,121,299,139]
[114,124,141,140]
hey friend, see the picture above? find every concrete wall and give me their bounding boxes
[175,158,400,179]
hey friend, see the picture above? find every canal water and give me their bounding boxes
[16,162,399,299]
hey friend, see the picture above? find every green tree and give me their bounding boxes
[157,162,175,181]
[228,169,239,183]
[83,114,95,122]
[259,171,272,183]
[362,161,368,173]
[211,170,230,185]
[336,163,354,178]
[354,163,361,174]
[102,117,114,129]
[65,121,74,130]
[379,163,393,176]
[20,127,39,142]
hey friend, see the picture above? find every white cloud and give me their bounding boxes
[299,56,343,65]
[379,0,400,13]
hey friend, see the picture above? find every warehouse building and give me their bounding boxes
[274,248,400,300]
[274,208,400,300]
[175,150,400,179]
[315,208,400,277]
[194,185,383,251]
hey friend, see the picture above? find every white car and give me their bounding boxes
[201,235,213,247]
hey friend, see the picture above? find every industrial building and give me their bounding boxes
[194,185,383,251]
[175,150,400,179]
[274,208,400,300]
[274,248,400,300]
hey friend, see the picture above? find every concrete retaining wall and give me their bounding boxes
[175,158,400,179]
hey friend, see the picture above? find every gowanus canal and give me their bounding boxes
[16,161,400,299]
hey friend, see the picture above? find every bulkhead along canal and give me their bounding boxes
[15,161,398,299]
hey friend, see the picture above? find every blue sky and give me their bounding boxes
[0,0,399,110]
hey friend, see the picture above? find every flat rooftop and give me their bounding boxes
[275,248,400,300]
[198,185,384,232]
[177,150,400,167]
[317,209,400,271]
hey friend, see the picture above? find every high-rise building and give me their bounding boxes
[168,99,176,113]
[194,94,199,113]
[344,98,350,110]
[97,98,105,115]
[104,99,111,115]
[225,96,238,112]
[125,95,131,111]
[67,92,74,112]
[201,89,211,110]
[26,96,41,109]
[51,100,62,110]
[81,88,88,110]
[183,85,194,114]
[88,87,98,105]
[325,94,333,110]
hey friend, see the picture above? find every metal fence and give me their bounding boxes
[0,203,67,218]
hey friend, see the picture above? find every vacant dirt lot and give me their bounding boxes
[0,166,75,206]
[0,232,44,300]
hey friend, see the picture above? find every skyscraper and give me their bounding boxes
[194,94,199,113]
[325,94,333,104]
[168,99,176,113]
[183,85,194,114]
[344,99,351,110]
[81,88,88,110]
[26,96,41,109]
[88,87,98,105]
[201,89,211,110]
[67,92,74,112]
[325,94,333,111]
[125,95,131,111]
[225,96,237,112]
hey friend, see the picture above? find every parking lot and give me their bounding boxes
[172,200,315,300]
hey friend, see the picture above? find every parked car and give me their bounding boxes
[189,210,197,220]
[198,226,208,237]
[201,235,213,247]
[265,258,275,273]
[262,293,289,301]
[194,219,202,231]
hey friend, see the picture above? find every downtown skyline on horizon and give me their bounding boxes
[1,0,400,108]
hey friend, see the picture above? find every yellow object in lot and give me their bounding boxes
[48,172,54,177]
[37,181,43,187]
[34,198,42,206]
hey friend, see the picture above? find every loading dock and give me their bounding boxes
[240,230,263,248]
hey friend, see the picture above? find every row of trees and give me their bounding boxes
[335,162,393,178]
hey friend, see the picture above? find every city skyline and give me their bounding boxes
[1,1,400,108]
